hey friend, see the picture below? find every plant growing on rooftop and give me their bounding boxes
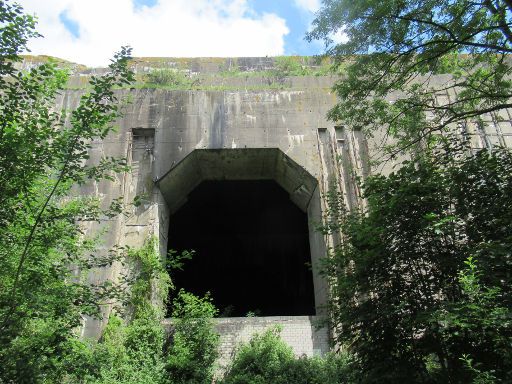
[145,68,200,89]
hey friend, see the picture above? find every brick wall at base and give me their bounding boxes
[213,316,330,371]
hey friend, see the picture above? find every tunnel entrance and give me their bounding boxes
[168,180,315,317]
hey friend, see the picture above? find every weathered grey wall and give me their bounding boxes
[46,56,512,360]
[61,79,344,353]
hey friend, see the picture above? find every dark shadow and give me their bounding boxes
[167,180,315,317]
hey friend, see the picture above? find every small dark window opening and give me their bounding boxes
[167,180,315,317]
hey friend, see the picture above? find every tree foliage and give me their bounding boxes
[320,144,512,383]
[0,0,135,381]
[0,3,223,383]
[309,2,512,382]
[59,240,219,384]
[308,0,512,156]
[165,290,220,384]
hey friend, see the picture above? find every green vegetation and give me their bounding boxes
[308,2,512,381]
[145,68,200,89]
[137,58,333,91]
[0,2,220,382]
[131,81,294,92]
[54,240,219,384]
[2,1,512,383]
[222,326,356,384]
[166,290,220,384]
[29,56,334,92]
[0,232,219,384]
[320,143,512,383]
[119,56,333,91]
[0,0,134,381]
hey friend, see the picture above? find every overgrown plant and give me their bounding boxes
[266,56,314,87]
[61,241,219,384]
[320,142,512,383]
[165,289,220,384]
[432,256,510,383]
[0,0,135,381]
[126,238,171,319]
[0,2,222,382]
[145,68,199,89]
[221,326,356,384]
[63,239,169,384]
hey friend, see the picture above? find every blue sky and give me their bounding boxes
[248,0,319,55]
[19,0,327,66]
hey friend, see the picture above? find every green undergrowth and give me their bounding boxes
[58,238,220,384]
[54,238,358,384]
[217,56,333,78]
[128,82,296,91]
[139,58,334,90]
[64,80,331,91]
[221,326,357,384]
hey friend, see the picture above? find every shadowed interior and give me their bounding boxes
[167,180,315,317]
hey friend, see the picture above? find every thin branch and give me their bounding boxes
[374,13,512,53]
[381,102,512,162]
[484,0,512,44]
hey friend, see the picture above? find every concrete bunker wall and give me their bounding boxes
[61,59,512,361]
[109,86,348,359]
[72,84,378,356]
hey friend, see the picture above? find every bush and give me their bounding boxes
[58,241,219,384]
[321,145,512,383]
[165,290,220,384]
[75,314,166,384]
[61,239,169,384]
[221,326,356,384]
[0,1,134,380]
[145,69,198,88]
[273,56,310,77]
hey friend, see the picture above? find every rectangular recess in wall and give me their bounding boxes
[351,126,370,181]
[334,126,357,211]
[132,127,155,137]
[131,128,155,201]
[317,128,335,179]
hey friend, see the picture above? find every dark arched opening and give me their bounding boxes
[167,180,315,317]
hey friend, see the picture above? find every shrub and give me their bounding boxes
[145,69,198,88]
[321,145,512,383]
[59,242,219,384]
[165,290,220,384]
[273,56,310,77]
[221,326,356,384]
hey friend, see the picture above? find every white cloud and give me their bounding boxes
[18,0,289,67]
[330,29,349,44]
[293,0,320,13]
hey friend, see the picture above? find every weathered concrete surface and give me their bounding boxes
[41,56,512,360]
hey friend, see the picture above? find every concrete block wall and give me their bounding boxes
[214,316,329,371]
